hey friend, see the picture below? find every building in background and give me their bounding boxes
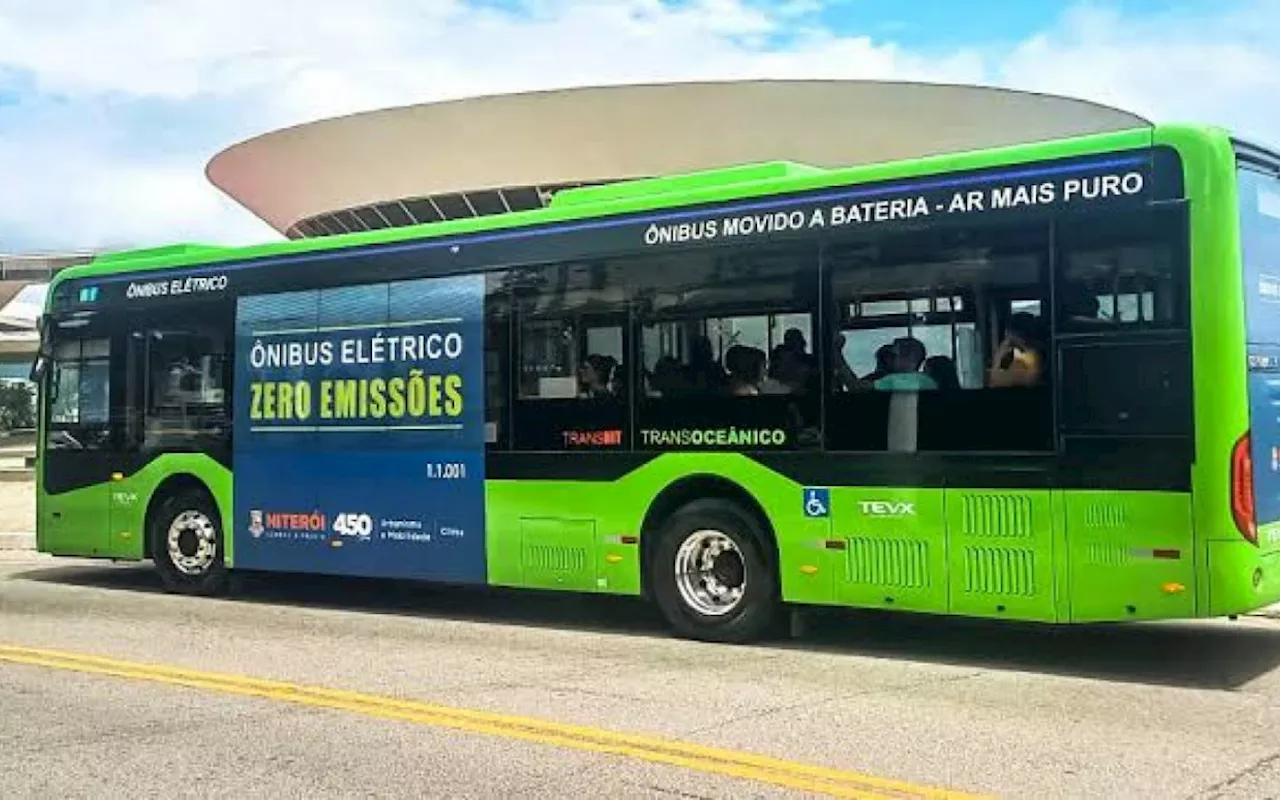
[0,81,1148,423]
[205,80,1149,240]
[0,252,94,381]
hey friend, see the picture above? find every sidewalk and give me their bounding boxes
[0,479,33,542]
[0,531,33,550]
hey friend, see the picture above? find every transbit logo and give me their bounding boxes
[859,501,916,517]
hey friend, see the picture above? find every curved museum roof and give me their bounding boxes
[205,80,1152,239]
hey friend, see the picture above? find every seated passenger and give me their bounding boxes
[831,333,858,393]
[873,337,938,391]
[851,343,897,390]
[988,313,1046,388]
[864,343,895,383]
[725,345,766,396]
[782,327,818,370]
[686,335,727,392]
[578,354,615,398]
[761,346,793,394]
[1060,283,1108,327]
[763,345,813,395]
[924,355,960,391]
[648,356,685,397]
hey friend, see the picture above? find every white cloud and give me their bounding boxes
[993,3,1280,142]
[0,0,1278,251]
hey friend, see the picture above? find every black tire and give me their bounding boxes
[649,499,780,644]
[150,489,228,596]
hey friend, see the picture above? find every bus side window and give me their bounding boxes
[510,262,630,451]
[628,243,821,451]
[825,222,1053,453]
[1055,208,1186,332]
[1055,207,1192,444]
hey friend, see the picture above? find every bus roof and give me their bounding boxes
[49,122,1232,301]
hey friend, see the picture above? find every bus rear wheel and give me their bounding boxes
[150,490,228,596]
[650,499,780,643]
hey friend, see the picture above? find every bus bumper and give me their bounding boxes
[1206,541,1280,617]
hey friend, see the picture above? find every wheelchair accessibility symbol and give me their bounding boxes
[803,488,830,518]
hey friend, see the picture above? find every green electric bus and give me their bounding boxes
[31,123,1280,643]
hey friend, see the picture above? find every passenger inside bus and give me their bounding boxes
[831,333,859,393]
[763,345,810,394]
[987,312,1046,388]
[872,337,938,391]
[578,354,617,399]
[864,344,895,386]
[923,355,960,391]
[686,335,728,393]
[725,345,767,396]
[1059,282,1107,327]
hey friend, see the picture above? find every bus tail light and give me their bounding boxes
[1231,432,1259,546]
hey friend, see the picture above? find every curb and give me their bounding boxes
[0,532,34,551]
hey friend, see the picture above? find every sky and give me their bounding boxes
[0,0,1277,253]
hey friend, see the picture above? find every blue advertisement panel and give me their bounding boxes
[232,274,487,582]
[1246,349,1280,526]
[1239,167,1280,536]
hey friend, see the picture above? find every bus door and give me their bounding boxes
[40,323,119,556]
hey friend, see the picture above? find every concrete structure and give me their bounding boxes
[205,80,1152,240]
[0,254,94,370]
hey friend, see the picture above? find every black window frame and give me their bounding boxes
[38,148,1195,473]
[43,321,115,452]
[507,260,633,452]
[821,216,1056,455]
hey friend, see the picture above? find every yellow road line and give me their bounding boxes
[0,644,983,800]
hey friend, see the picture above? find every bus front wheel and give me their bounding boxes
[150,490,228,596]
[650,499,780,643]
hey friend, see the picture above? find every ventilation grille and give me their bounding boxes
[846,537,930,589]
[1083,503,1129,530]
[963,546,1036,596]
[1086,544,1130,566]
[960,495,1034,538]
[525,545,587,574]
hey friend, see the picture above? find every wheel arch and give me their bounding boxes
[638,474,777,598]
[142,473,219,560]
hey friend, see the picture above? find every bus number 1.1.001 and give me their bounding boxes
[426,462,466,480]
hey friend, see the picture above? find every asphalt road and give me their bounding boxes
[2,552,1280,799]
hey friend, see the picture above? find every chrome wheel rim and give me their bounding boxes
[167,510,217,576]
[674,529,746,617]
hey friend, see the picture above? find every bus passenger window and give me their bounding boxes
[1056,208,1186,332]
[825,222,1053,452]
[510,262,629,451]
[628,243,821,451]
